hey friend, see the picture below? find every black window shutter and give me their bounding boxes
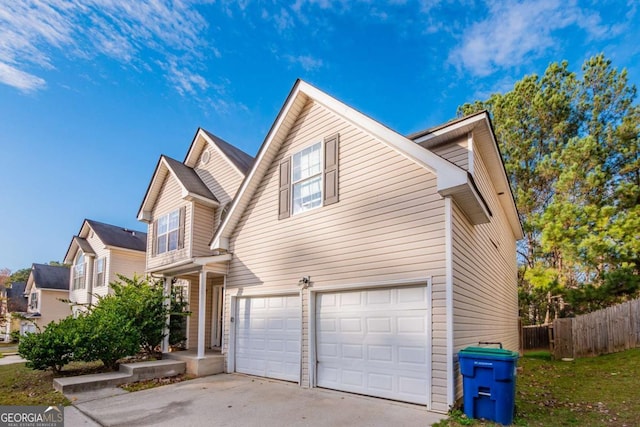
[279,157,291,219]
[151,220,158,256]
[178,206,186,249]
[323,133,339,205]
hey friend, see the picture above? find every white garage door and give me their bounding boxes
[316,286,429,404]
[235,295,301,382]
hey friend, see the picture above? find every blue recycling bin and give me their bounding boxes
[459,344,518,425]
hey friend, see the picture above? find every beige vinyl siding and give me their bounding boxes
[147,174,192,271]
[107,249,146,293]
[224,100,448,407]
[430,136,469,170]
[37,290,71,328]
[451,139,519,402]
[186,275,221,349]
[191,202,215,257]
[194,143,245,206]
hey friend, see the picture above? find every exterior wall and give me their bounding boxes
[224,100,448,408]
[191,202,216,257]
[147,174,192,271]
[69,229,110,308]
[28,289,71,329]
[107,249,147,293]
[186,275,222,349]
[193,142,245,207]
[429,136,469,171]
[451,138,519,402]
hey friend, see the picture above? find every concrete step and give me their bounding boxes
[53,360,187,394]
[119,360,185,381]
[54,372,131,394]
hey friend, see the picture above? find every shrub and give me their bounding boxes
[18,317,75,373]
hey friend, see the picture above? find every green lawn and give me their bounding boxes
[0,361,106,406]
[435,348,640,426]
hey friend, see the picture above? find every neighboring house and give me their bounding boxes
[0,282,27,340]
[139,80,523,413]
[137,128,253,370]
[63,219,147,315]
[23,264,70,333]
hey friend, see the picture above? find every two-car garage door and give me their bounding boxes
[316,286,429,405]
[234,286,429,405]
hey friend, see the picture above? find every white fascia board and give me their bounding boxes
[137,158,169,220]
[414,113,486,145]
[210,82,306,251]
[193,254,232,265]
[181,190,220,207]
[299,81,468,192]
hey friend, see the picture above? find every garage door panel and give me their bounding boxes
[236,295,300,382]
[316,286,429,405]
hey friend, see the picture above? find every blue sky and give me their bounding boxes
[0,0,638,272]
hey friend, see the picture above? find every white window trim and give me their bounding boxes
[73,252,85,290]
[157,209,180,255]
[95,257,106,287]
[291,141,323,216]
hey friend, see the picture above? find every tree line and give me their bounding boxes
[459,54,639,324]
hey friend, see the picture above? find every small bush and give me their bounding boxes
[10,330,20,343]
[18,317,75,373]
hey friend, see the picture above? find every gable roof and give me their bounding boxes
[137,155,219,222]
[211,79,511,251]
[64,219,147,263]
[199,129,254,174]
[85,219,147,251]
[410,111,523,239]
[28,264,70,291]
[6,282,27,312]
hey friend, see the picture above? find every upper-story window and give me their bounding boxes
[30,291,38,310]
[279,134,340,219]
[95,257,106,287]
[292,142,322,215]
[157,209,180,254]
[73,252,85,290]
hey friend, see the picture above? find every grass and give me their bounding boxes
[434,348,640,427]
[0,361,107,406]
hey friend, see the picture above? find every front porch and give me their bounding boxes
[153,256,230,377]
[164,349,224,377]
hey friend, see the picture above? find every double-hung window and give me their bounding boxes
[95,258,105,287]
[30,292,38,310]
[292,142,322,215]
[157,209,180,254]
[73,252,85,290]
[279,134,340,219]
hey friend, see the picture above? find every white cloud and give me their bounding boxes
[0,62,46,92]
[448,0,615,77]
[0,0,213,94]
[285,54,324,71]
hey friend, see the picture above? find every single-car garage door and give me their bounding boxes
[235,295,301,382]
[316,286,429,404]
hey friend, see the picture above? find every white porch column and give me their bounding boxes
[197,269,207,359]
[161,277,172,353]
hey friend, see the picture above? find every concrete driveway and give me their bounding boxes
[72,374,445,427]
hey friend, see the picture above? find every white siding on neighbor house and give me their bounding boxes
[224,99,448,409]
[451,138,519,403]
[70,229,110,307]
[429,136,469,171]
[147,173,192,271]
[194,143,245,206]
[191,202,216,258]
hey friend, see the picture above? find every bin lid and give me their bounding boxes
[459,346,519,359]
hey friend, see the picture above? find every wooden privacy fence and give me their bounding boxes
[550,299,640,359]
[521,324,550,350]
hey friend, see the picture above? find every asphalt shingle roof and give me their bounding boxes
[6,282,27,312]
[86,219,147,252]
[162,156,218,203]
[31,264,70,291]
[202,129,254,174]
